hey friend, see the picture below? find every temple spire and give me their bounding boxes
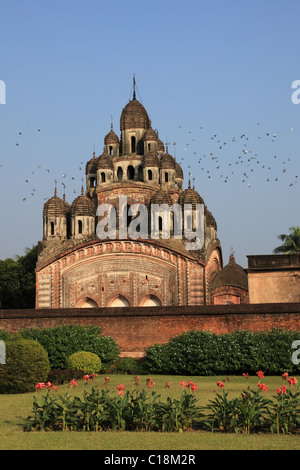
[133,74,136,100]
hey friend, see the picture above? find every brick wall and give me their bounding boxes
[1,303,300,357]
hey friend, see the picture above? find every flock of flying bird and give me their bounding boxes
[171,122,299,190]
[0,121,299,204]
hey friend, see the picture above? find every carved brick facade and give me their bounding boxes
[36,79,242,309]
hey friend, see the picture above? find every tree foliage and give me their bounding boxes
[0,245,37,308]
[273,226,300,254]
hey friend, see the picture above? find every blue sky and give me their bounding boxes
[0,0,299,267]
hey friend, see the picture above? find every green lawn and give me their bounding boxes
[0,374,300,450]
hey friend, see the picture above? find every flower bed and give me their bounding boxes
[24,372,300,434]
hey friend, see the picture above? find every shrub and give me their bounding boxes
[0,337,50,393]
[114,357,144,374]
[67,351,102,374]
[47,368,85,385]
[20,325,120,370]
[143,329,300,376]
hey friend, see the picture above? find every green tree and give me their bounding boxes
[273,226,300,254]
[0,245,37,308]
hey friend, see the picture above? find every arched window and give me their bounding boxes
[131,136,136,153]
[148,169,153,181]
[101,172,106,183]
[123,204,132,227]
[138,165,143,181]
[158,216,163,231]
[127,165,135,180]
[109,146,113,156]
[50,222,55,236]
[78,220,83,234]
[117,167,123,181]
[90,177,96,188]
[148,143,151,151]
[186,215,192,230]
[165,172,169,183]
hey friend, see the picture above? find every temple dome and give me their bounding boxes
[43,190,68,217]
[179,184,204,208]
[159,148,176,169]
[142,151,159,167]
[71,192,95,217]
[85,153,97,175]
[120,98,150,131]
[104,127,119,145]
[150,188,173,206]
[97,151,114,170]
[210,255,248,291]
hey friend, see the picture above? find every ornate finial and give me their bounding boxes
[62,182,66,201]
[188,175,191,188]
[229,247,235,262]
[54,179,57,196]
[133,74,136,100]
[192,177,195,189]
[81,177,84,195]
[111,115,113,129]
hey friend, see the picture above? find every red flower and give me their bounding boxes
[256,371,264,379]
[242,373,249,380]
[258,382,268,392]
[282,372,289,380]
[288,377,297,386]
[104,376,110,383]
[146,378,154,388]
[83,374,90,382]
[35,382,45,390]
[69,379,78,387]
[276,385,287,395]
[217,381,225,389]
[180,380,186,387]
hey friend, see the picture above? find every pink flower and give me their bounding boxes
[83,374,90,382]
[256,371,264,379]
[217,381,225,389]
[282,372,289,380]
[45,382,52,389]
[104,376,110,383]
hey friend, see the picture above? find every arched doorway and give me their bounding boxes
[79,298,98,308]
[140,295,162,307]
[109,296,130,307]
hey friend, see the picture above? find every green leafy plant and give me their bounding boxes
[67,351,102,374]
[0,338,50,394]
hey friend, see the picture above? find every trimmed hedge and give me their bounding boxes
[19,325,119,371]
[0,337,50,393]
[67,351,102,374]
[143,329,300,376]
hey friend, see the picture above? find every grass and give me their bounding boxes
[0,374,300,450]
